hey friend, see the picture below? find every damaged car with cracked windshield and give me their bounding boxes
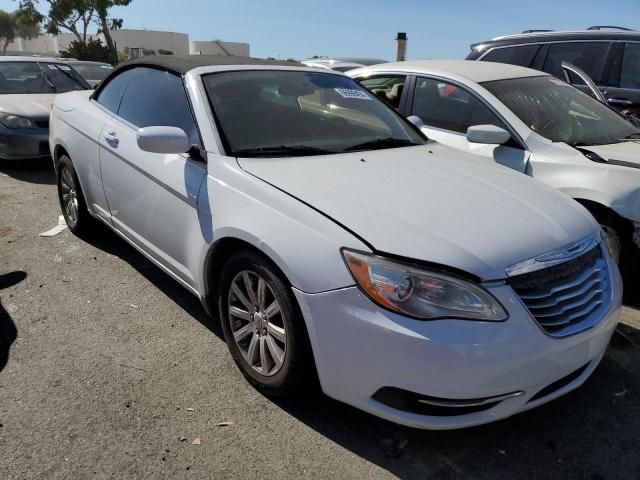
[350,60,640,275]
[49,56,622,429]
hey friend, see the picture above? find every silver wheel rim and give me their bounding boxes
[60,166,79,225]
[601,225,621,264]
[227,270,286,377]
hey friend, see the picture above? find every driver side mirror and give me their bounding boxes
[137,126,190,154]
[466,125,511,145]
[407,115,424,129]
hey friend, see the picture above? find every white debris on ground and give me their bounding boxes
[39,215,67,237]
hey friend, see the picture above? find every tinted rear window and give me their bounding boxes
[542,42,610,83]
[482,45,540,67]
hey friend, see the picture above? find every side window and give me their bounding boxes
[358,75,407,109]
[412,77,507,134]
[482,45,540,67]
[620,43,640,89]
[95,69,135,113]
[542,42,610,84]
[117,67,199,145]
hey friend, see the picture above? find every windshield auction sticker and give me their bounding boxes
[334,88,372,100]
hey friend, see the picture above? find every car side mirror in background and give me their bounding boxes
[466,125,511,145]
[136,126,190,154]
[407,115,424,129]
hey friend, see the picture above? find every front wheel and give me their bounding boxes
[218,250,314,397]
[590,208,635,272]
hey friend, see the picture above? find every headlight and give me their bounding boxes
[0,113,35,129]
[342,250,507,321]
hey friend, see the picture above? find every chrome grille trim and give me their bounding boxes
[508,245,611,338]
[517,267,604,300]
[523,276,603,307]
[532,288,603,318]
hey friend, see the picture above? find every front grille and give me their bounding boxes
[509,246,610,337]
[35,120,49,129]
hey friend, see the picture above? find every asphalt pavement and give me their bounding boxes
[1,159,639,479]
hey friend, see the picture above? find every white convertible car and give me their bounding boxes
[50,56,621,429]
[350,61,640,272]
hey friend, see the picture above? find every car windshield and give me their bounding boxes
[202,70,426,157]
[72,63,113,81]
[0,61,89,94]
[482,76,640,146]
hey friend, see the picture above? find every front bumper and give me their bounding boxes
[0,126,50,160]
[293,266,622,430]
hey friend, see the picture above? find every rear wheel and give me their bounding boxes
[218,250,314,397]
[56,155,92,236]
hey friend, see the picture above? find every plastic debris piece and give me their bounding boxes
[39,215,68,237]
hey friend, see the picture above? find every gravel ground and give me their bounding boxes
[1,159,640,480]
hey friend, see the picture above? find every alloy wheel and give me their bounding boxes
[60,166,79,225]
[227,270,287,376]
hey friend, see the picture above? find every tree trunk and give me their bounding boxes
[3,40,8,55]
[98,13,117,65]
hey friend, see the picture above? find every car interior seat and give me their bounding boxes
[385,83,404,108]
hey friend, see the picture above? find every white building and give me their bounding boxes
[190,40,249,57]
[4,29,250,59]
[5,33,78,56]
[110,29,190,56]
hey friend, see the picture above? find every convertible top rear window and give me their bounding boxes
[202,70,425,157]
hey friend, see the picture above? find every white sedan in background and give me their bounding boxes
[350,61,640,272]
[50,56,621,429]
[0,56,90,160]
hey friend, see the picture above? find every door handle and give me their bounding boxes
[607,97,633,106]
[104,131,119,147]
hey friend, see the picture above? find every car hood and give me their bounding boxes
[581,141,640,168]
[0,93,57,119]
[238,144,597,280]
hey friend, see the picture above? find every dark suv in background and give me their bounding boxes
[467,27,640,115]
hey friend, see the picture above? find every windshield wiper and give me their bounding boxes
[618,132,640,141]
[40,70,57,92]
[344,137,418,152]
[232,145,334,157]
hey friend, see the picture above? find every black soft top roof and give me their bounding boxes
[116,55,301,75]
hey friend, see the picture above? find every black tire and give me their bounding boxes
[56,155,93,236]
[590,208,637,275]
[218,250,314,397]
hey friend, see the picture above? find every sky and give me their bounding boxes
[1,0,640,60]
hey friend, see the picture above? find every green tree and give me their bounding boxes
[93,0,131,65]
[0,9,40,54]
[18,0,94,43]
[60,36,109,61]
[16,0,132,63]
